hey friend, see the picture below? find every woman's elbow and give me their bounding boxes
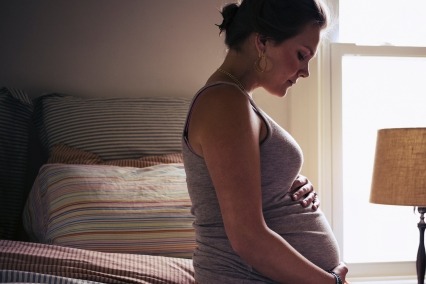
[227,228,263,260]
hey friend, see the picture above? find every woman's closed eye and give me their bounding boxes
[297,52,308,61]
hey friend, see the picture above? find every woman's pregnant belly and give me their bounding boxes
[266,207,340,271]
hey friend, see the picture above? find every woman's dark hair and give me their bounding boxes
[217,0,329,49]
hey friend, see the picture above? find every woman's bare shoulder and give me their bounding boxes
[188,83,259,156]
[193,83,252,116]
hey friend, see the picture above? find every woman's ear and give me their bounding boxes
[254,33,268,55]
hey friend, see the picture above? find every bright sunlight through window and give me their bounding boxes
[341,56,426,263]
[337,0,426,265]
[339,0,426,46]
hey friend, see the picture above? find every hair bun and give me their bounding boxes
[217,3,239,33]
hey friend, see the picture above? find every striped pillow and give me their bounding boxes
[47,143,103,164]
[103,153,183,167]
[47,143,183,167]
[0,87,33,240]
[34,94,191,160]
[23,163,196,258]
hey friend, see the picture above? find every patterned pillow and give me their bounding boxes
[0,87,33,240]
[47,143,103,164]
[23,163,196,258]
[34,94,191,160]
[48,143,183,167]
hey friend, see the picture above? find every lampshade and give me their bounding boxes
[370,128,426,206]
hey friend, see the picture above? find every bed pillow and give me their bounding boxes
[0,87,33,240]
[47,143,183,167]
[23,163,195,258]
[47,143,103,164]
[34,94,191,160]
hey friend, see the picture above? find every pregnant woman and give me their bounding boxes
[182,0,349,283]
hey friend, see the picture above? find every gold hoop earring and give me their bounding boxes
[254,52,267,73]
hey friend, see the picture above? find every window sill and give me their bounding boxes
[349,276,417,284]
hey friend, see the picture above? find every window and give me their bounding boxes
[339,0,426,47]
[324,0,426,280]
[341,54,426,263]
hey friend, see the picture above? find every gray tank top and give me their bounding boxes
[182,82,340,283]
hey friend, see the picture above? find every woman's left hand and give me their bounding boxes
[290,175,320,211]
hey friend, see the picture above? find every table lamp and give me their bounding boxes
[370,128,426,284]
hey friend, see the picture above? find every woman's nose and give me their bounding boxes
[299,64,310,78]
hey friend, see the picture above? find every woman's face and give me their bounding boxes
[260,24,321,97]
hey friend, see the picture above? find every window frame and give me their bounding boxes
[322,42,426,280]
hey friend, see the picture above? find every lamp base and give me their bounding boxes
[417,207,426,284]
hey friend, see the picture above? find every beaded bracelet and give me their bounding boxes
[328,271,343,284]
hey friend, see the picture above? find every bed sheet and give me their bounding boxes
[0,240,195,284]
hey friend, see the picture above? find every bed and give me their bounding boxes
[0,87,196,283]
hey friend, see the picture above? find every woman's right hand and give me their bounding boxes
[331,262,349,283]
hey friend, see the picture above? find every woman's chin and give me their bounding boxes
[265,84,291,98]
[279,86,291,97]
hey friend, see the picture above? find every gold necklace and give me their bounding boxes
[217,68,246,92]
